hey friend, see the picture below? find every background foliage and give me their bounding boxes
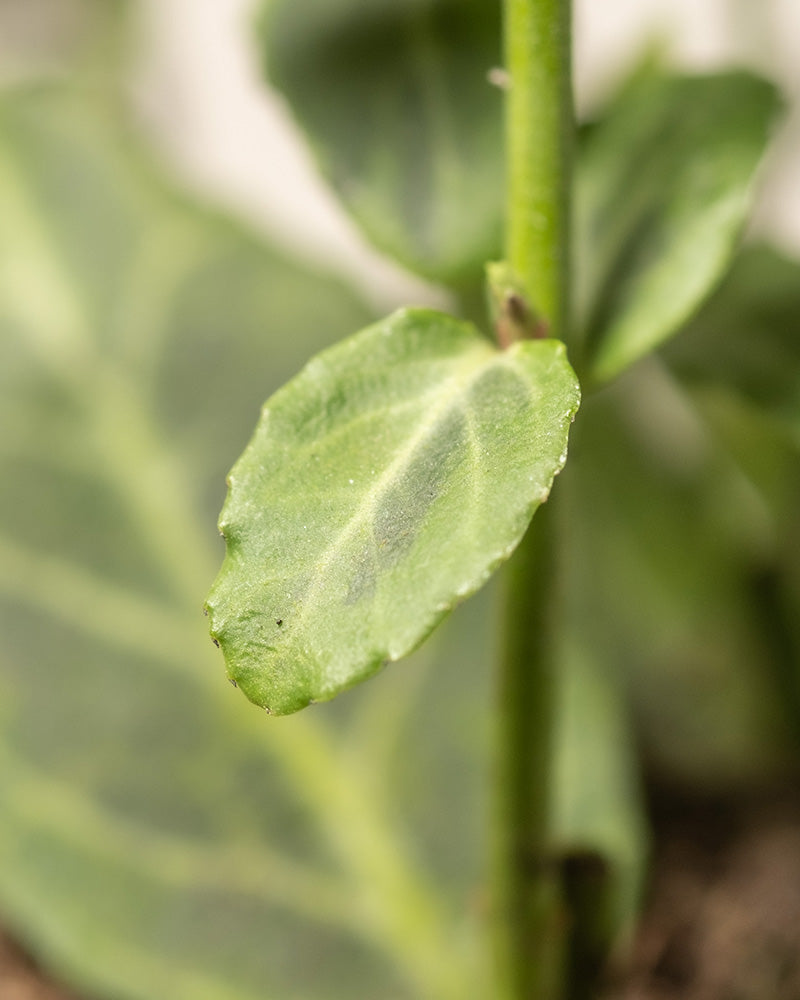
[1,2,800,998]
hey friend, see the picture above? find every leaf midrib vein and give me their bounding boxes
[270,343,498,645]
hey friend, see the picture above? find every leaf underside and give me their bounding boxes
[207,311,580,714]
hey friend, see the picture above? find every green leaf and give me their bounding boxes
[577,70,781,383]
[551,635,647,978]
[0,82,509,1000]
[257,0,503,286]
[207,312,580,714]
[664,244,800,745]
[562,367,798,788]
[665,244,800,437]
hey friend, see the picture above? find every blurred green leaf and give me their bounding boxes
[0,83,500,1000]
[561,369,797,788]
[257,0,503,286]
[664,243,800,742]
[551,633,646,950]
[665,244,800,438]
[207,313,579,713]
[577,71,781,383]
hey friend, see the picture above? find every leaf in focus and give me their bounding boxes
[577,70,781,383]
[256,0,503,286]
[0,81,503,1000]
[207,312,580,714]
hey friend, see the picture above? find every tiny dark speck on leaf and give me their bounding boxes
[228,677,238,688]
[211,638,220,648]
[276,619,283,627]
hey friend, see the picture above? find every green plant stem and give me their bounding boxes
[505,0,572,339]
[496,0,573,997]
[495,504,566,999]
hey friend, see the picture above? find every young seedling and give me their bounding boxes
[205,0,781,996]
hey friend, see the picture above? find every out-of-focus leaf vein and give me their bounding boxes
[0,532,464,993]
[1,745,359,932]
[0,148,92,371]
[0,534,197,671]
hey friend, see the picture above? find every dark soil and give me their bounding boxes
[613,784,800,1000]
[3,788,800,1000]
[0,930,78,1000]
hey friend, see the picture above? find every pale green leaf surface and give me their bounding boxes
[0,83,501,1000]
[577,71,780,383]
[207,312,580,714]
[257,0,503,286]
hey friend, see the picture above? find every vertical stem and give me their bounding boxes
[495,503,566,1000]
[495,0,573,998]
[504,0,572,340]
